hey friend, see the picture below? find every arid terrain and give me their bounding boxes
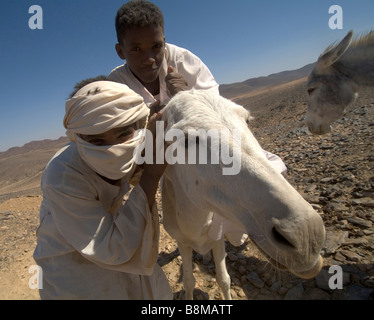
[0,76,373,300]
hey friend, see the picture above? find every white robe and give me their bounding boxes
[33,143,172,300]
[108,43,220,106]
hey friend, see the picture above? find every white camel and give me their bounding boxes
[306,30,374,134]
[161,90,325,300]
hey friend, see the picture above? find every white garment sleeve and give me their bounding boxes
[171,48,220,94]
[43,175,159,275]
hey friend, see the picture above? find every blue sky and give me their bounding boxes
[0,0,373,151]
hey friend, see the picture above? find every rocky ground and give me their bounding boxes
[0,80,373,300]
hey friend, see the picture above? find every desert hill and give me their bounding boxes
[219,63,315,99]
[0,137,69,160]
[0,137,69,202]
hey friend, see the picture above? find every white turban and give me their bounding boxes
[64,81,150,141]
[63,81,150,181]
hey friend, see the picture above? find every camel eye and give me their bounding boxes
[307,88,316,95]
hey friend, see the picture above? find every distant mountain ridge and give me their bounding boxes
[220,62,316,99]
[0,136,69,160]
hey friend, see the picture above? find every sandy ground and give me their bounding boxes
[0,195,274,300]
[0,196,41,300]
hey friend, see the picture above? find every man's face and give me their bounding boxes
[80,124,138,146]
[116,25,166,84]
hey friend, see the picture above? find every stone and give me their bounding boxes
[315,269,332,290]
[235,287,246,298]
[352,198,374,207]
[0,211,12,221]
[341,284,374,300]
[364,279,374,288]
[284,283,304,300]
[343,238,368,246]
[334,251,346,262]
[320,144,334,150]
[305,184,318,193]
[227,252,238,262]
[303,287,331,300]
[323,231,349,254]
[278,286,289,296]
[339,250,362,262]
[238,265,247,275]
[320,177,337,184]
[246,271,264,289]
[270,281,282,293]
[326,202,349,212]
[347,217,372,228]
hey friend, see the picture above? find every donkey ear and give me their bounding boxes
[228,100,254,124]
[317,30,353,71]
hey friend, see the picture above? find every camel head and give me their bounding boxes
[306,31,358,134]
[162,90,325,279]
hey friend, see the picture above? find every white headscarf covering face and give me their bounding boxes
[64,81,150,180]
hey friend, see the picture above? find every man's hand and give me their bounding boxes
[139,111,167,210]
[165,66,188,97]
[149,100,164,118]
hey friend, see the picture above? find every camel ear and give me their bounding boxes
[316,30,353,71]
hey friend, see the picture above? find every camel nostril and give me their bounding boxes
[272,227,296,249]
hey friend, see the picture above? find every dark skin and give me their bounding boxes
[137,111,167,210]
[115,25,189,98]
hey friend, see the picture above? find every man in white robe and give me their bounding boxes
[33,80,173,300]
[108,1,219,108]
[107,0,287,249]
[109,42,219,107]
